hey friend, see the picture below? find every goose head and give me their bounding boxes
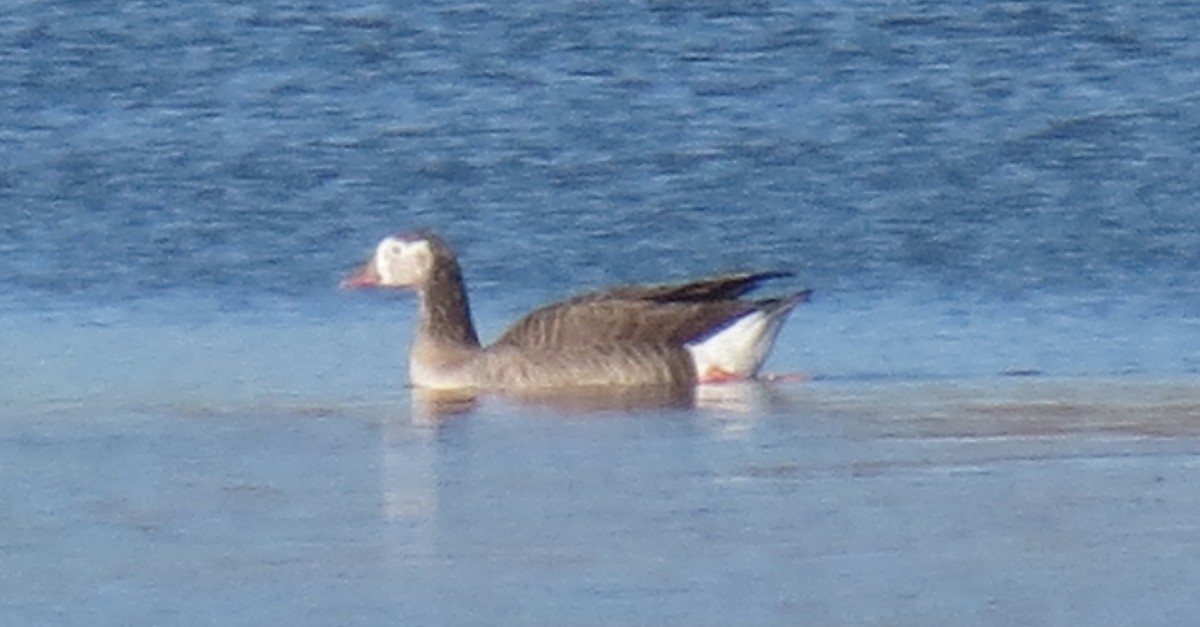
[342,232,440,289]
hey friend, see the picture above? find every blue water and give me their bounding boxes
[4,0,1199,377]
[4,1,1200,625]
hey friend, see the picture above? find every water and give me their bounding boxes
[3,1,1200,624]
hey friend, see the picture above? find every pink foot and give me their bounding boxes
[699,367,748,384]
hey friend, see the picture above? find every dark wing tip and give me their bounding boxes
[757,289,813,312]
[741,271,794,292]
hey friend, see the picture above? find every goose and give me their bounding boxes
[342,231,810,391]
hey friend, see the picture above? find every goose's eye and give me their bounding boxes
[389,244,405,256]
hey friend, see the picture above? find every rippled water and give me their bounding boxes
[6,1,1200,307]
[3,1,1200,624]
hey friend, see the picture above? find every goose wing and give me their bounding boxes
[491,273,807,351]
[566,271,792,304]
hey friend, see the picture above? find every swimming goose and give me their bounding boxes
[342,231,809,391]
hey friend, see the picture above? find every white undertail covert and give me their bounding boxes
[685,306,791,381]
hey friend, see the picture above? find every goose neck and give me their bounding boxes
[416,262,481,350]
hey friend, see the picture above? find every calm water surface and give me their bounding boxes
[3,0,1200,624]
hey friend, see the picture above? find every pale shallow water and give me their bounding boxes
[5,369,1200,626]
[4,292,1200,626]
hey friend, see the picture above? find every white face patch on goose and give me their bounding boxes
[374,236,433,286]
